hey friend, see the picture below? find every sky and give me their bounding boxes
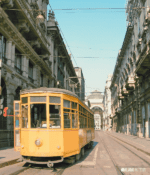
[48,0,127,96]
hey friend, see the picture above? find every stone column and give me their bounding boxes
[11,43,15,68]
[33,65,37,85]
[6,39,12,66]
[6,83,16,147]
[55,48,58,79]
[22,55,27,77]
[64,64,67,89]
[43,75,48,87]
[34,65,40,87]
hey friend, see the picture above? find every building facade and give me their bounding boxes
[103,74,112,131]
[110,0,150,138]
[74,67,85,101]
[0,0,80,148]
[86,90,104,130]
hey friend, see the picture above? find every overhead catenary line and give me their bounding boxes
[53,7,146,11]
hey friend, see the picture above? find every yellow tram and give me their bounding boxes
[14,88,95,167]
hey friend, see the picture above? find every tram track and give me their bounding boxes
[106,132,150,156]
[98,133,124,175]
[105,133,150,167]
[8,162,68,175]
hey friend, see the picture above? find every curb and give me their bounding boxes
[0,158,20,169]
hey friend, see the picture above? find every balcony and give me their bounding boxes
[115,107,121,116]
[121,86,129,96]
[118,93,124,100]
[125,75,135,91]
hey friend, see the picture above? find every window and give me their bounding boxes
[72,102,77,109]
[84,117,87,128]
[72,114,78,128]
[30,104,46,128]
[15,49,22,74]
[30,96,46,102]
[22,97,28,104]
[64,113,71,128]
[50,96,60,104]
[49,105,61,128]
[63,100,70,108]
[79,115,84,128]
[22,105,28,128]
[28,61,34,83]
[0,35,6,64]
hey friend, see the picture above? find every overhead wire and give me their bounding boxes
[53,7,146,11]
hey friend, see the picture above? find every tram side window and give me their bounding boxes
[49,105,61,128]
[84,117,87,128]
[22,105,28,128]
[72,114,78,128]
[88,118,90,128]
[30,104,46,128]
[79,115,84,128]
[64,113,71,128]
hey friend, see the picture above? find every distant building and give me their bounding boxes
[103,74,112,131]
[74,67,85,101]
[86,90,104,130]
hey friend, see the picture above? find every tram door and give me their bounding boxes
[14,101,21,151]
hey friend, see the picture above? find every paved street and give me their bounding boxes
[0,131,150,175]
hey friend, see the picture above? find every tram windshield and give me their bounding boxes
[30,104,46,128]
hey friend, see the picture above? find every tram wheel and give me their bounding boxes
[75,151,81,161]
[90,141,93,148]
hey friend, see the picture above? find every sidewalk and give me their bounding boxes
[106,131,150,155]
[0,147,21,168]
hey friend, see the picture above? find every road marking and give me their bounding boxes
[76,146,99,166]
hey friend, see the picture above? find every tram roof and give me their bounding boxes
[20,87,78,98]
[20,88,93,113]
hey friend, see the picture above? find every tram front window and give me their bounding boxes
[49,105,61,128]
[30,104,46,128]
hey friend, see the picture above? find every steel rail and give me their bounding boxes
[9,162,68,175]
[106,133,150,167]
[99,134,124,175]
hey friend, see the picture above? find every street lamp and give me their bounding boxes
[36,13,45,24]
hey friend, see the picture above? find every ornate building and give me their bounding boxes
[74,67,85,101]
[103,74,112,131]
[86,90,104,130]
[110,0,150,138]
[0,0,80,148]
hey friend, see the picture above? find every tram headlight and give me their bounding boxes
[35,138,42,147]
[57,146,61,150]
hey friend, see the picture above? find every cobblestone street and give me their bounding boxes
[1,131,150,175]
